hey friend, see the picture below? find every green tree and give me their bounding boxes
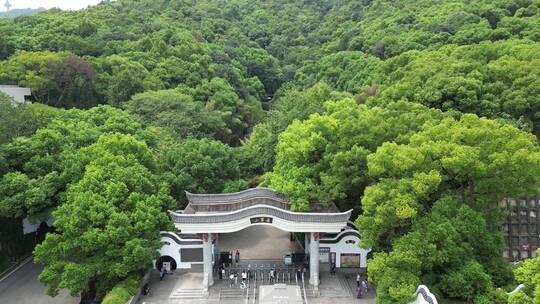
[0,52,99,107]
[33,134,173,299]
[189,77,263,145]
[511,250,540,304]
[239,83,348,177]
[267,99,444,211]
[160,138,243,205]
[294,51,380,93]
[0,105,145,218]
[370,40,540,135]
[357,114,540,303]
[124,89,225,140]
[0,94,57,144]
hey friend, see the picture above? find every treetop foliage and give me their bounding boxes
[0,0,539,302]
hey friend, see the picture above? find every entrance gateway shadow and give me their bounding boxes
[217,225,301,260]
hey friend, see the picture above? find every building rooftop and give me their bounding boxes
[0,85,31,104]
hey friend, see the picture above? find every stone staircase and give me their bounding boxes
[334,273,355,297]
[219,288,246,303]
[169,288,206,299]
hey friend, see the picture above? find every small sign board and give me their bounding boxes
[250,217,273,224]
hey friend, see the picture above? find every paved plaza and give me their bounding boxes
[138,268,375,304]
[139,225,375,304]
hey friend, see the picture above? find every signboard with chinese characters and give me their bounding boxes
[250,217,273,224]
[319,247,330,263]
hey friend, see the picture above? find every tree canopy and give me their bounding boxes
[357,114,540,302]
[34,134,173,299]
[0,0,539,302]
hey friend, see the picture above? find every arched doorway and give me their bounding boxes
[155,255,177,271]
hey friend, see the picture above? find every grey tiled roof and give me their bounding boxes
[186,188,288,204]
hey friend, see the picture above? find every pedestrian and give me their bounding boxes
[242,270,247,282]
[235,250,240,264]
[159,266,165,281]
[356,273,361,287]
[229,273,234,287]
[221,267,225,280]
[330,262,336,275]
[234,271,238,285]
[357,287,363,298]
[361,279,368,294]
[296,267,301,281]
[270,268,275,283]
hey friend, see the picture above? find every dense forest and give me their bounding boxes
[0,0,539,303]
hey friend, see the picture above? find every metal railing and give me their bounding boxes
[301,272,308,304]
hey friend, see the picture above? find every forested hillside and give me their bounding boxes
[0,0,539,303]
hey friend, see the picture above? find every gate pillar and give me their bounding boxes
[309,232,319,290]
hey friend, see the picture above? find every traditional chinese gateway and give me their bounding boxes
[156,187,371,294]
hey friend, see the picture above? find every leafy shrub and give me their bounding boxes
[101,276,141,304]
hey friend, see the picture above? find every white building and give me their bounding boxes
[0,85,32,104]
[317,223,370,268]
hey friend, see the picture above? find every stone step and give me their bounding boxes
[321,288,350,298]
[304,289,317,298]
[219,288,245,299]
[169,288,206,299]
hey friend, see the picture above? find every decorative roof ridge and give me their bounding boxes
[169,204,352,218]
[185,187,289,204]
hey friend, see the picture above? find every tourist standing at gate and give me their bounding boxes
[270,268,275,283]
[229,273,234,287]
[220,266,224,280]
[356,273,361,287]
[235,250,240,264]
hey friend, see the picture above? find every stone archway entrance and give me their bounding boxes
[155,255,177,271]
[169,188,353,294]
